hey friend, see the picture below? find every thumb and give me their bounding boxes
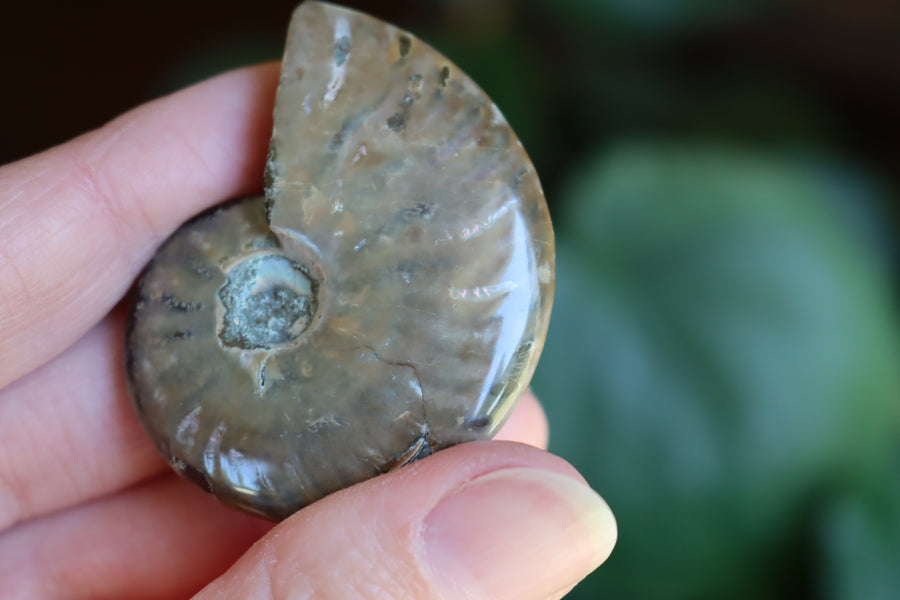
[194,441,616,600]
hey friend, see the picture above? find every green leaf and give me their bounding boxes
[533,141,900,599]
[817,460,900,600]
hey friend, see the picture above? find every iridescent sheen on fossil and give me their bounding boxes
[125,0,554,521]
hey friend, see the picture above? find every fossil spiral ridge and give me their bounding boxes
[125,0,555,520]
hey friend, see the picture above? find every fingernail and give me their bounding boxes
[422,467,617,600]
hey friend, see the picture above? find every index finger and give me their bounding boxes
[0,63,279,389]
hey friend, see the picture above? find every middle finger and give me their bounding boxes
[0,307,165,531]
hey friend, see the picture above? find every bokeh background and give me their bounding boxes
[2,0,899,597]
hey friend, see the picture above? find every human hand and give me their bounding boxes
[0,64,616,599]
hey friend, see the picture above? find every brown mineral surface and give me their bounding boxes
[126,1,554,520]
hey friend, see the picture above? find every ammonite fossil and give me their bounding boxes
[126,0,554,520]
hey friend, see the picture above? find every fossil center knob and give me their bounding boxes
[217,253,320,350]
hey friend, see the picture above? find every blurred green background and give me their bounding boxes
[2,0,899,597]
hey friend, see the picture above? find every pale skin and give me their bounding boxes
[0,63,617,599]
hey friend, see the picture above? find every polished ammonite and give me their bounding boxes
[125,0,555,520]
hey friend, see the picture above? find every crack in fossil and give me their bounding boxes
[356,344,433,467]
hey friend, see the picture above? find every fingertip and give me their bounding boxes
[423,467,617,599]
[494,389,549,449]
